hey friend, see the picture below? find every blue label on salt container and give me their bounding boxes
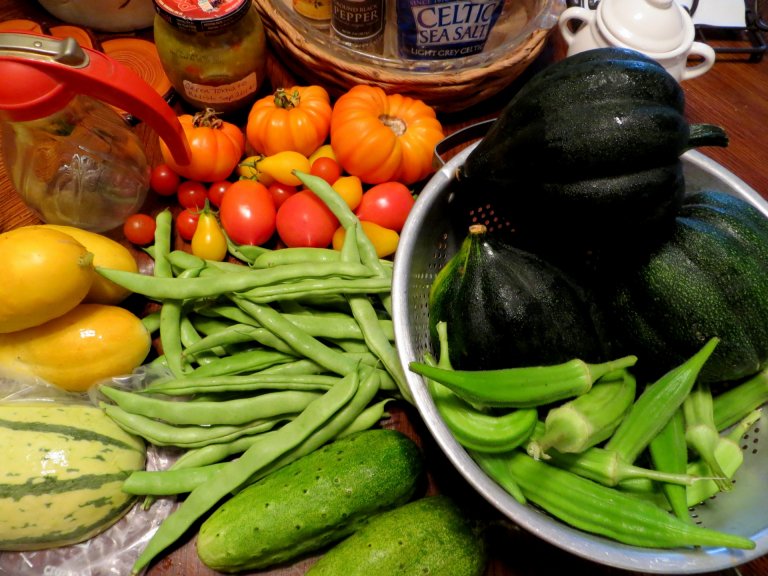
[397,0,504,60]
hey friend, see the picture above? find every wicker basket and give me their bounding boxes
[254,0,560,112]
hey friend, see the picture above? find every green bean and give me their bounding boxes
[648,408,691,521]
[282,313,395,341]
[160,268,202,378]
[683,380,731,492]
[231,297,359,376]
[138,372,340,396]
[189,348,297,378]
[165,250,206,274]
[97,261,376,300]
[713,368,768,430]
[170,434,272,471]
[605,337,719,464]
[123,463,229,496]
[141,311,161,334]
[341,223,412,403]
[259,358,328,375]
[100,385,321,426]
[225,233,271,264]
[101,404,286,448]
[238,276,392,303]
[504,450,755,550]
[252,247,341,268]
[152,208,174,279]
[187,321,296,357]
[179,315,218,365]
[336,398,394,439]
[131,365,362,575]
[409,351,638,409]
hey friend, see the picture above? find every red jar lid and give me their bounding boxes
[153,0,250,33]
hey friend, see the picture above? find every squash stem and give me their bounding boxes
[687,124,729,149]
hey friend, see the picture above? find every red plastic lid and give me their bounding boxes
[153,0,250,33]
[0,59,75,121]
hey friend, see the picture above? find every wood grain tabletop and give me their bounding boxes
[0,1,767,575]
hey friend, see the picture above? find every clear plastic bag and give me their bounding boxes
[0,369,177,576]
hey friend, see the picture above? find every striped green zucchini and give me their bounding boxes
[0,402,146,551]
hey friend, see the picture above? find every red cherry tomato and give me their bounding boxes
[267,182,298,210]
[207,180,231,208]
[219,180,276,246]
[355,181,415,233]
[176,208,200,241]
[310,156,342,185]
[276,190,339,248]
[177,180,208,210]
[149,164,181,197]
[123,213,156,245]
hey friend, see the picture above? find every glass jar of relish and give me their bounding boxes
[153,0,267,115]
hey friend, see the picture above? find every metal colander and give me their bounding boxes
[391,140,768,574]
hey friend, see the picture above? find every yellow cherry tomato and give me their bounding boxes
[256,151,311,186]
[237,155,274,186]
[192,208,228,261]
[332,221,399,258]
[309,143,337,165]
[332,175,363,210]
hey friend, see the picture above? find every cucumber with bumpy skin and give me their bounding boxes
[196,428,424,572]
[306,495,487,576]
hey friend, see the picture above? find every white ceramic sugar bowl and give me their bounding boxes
[558,0,715,81]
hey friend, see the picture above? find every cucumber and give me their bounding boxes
[196,428,425,572]
[306,495,487,576]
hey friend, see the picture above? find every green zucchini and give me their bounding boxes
[0,402,145,551]
[196,428,425,572]
[306,495,487,576]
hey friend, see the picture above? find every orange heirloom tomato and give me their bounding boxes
[331,175,363,210]
[330,85,445,185]
[160,108,245,183]
[246,86,332,158]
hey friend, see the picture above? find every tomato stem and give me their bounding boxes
[274,88,301,110]
[378,114,406,137]
[193,108,224,129]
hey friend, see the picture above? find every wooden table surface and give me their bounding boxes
[1,2,768,575]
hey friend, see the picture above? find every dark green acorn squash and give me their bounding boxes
[601,190,768,384]
[457,47,728,247]
[428,224,607,371]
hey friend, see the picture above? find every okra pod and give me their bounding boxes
[683,381,731,492]
[470,450,526,505]
[713,368,768,430]
[685,409,762,506]
[648,408,690,521]
[529,369,636,458]
[605,337,719,464]
[408,355,638,408]
[505,450,755,550]
[426,323,537,453]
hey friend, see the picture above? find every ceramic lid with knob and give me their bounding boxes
[599,0,689,54]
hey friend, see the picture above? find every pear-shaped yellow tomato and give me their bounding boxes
[0,303,151,392]
[38,225,138,304]
[332,221,399,258]
[192,209,228,262]
[0,226,94,333]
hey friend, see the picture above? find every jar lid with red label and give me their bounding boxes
[153,0,251,33]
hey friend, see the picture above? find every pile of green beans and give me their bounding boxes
[92,174,416,576]
[415,321,766,551]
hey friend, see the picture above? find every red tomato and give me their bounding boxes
[267,182,298,210]
[177,180,208,210]
[355,181,415,233]
[207,180,231,208]
[123,213,156,245]
[176,208,200,241]
[219,180,276,246]
[310,156,342,185]
[276,190,339,248]
[149,164,181,196]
